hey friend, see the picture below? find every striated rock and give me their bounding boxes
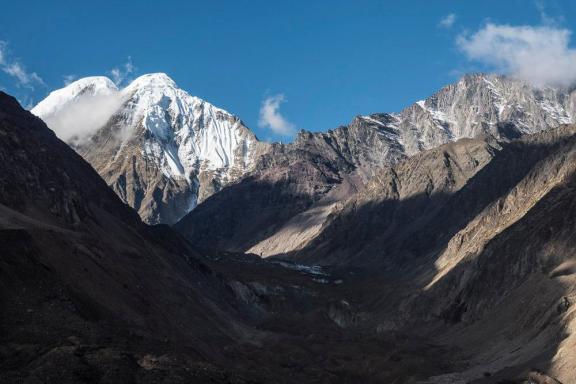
[280,124,576,382]
[176,73,576,254]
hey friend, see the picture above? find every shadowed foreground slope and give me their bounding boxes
[0,91,261,383]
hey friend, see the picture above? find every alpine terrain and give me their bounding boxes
[34,73,576,228]
[176,73,576,255]
[2,71,576,383]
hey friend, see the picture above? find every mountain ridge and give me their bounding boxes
[33,72,576,227]
[176,73,576,256]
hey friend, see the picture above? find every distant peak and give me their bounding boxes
[458,72,509,85]
[65,76,118,91]
[126,73,177,89]
[31,76,118,118]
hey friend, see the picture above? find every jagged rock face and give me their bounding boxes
[286,73,576,177]
[305,73,576,169]
[32,73,268,224]
[176,74,576,255]
[287,136,502,266]
[175,140,352,252]
[292,113,407,180]
[394,73,576,154]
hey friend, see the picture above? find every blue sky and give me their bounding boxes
[0,0,574,142]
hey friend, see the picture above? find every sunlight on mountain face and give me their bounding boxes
[1,2,575,383]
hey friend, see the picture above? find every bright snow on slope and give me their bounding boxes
[32,76,118,117]
[32,73,257,180]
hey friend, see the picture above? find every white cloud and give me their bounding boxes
[439,13,456,29]
[63,74,78,85]
[108,56,136,86]
[0,41,44,89]
[41,92,126,146]
[258,94,296,136]
[457,23,576,87]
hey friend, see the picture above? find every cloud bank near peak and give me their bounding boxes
[40,93,126,146]
[258,94,296,136]
[457,23,576,87]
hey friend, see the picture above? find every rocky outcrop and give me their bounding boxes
[395,73,575,154]
[176,74,576,254]
[280,124,576,382]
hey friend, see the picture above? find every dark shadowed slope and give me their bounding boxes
[174,132,363,252]
[403,125,576,382]
[0,91,261,383]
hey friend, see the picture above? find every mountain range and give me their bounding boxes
[32,73,576,228]
[1,71,576,382]
[176,73,576,257]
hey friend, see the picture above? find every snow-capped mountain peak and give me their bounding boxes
[125,72,177,89]
[33,73,267,225]
[388,73,576,155]
[32,76,118,118]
